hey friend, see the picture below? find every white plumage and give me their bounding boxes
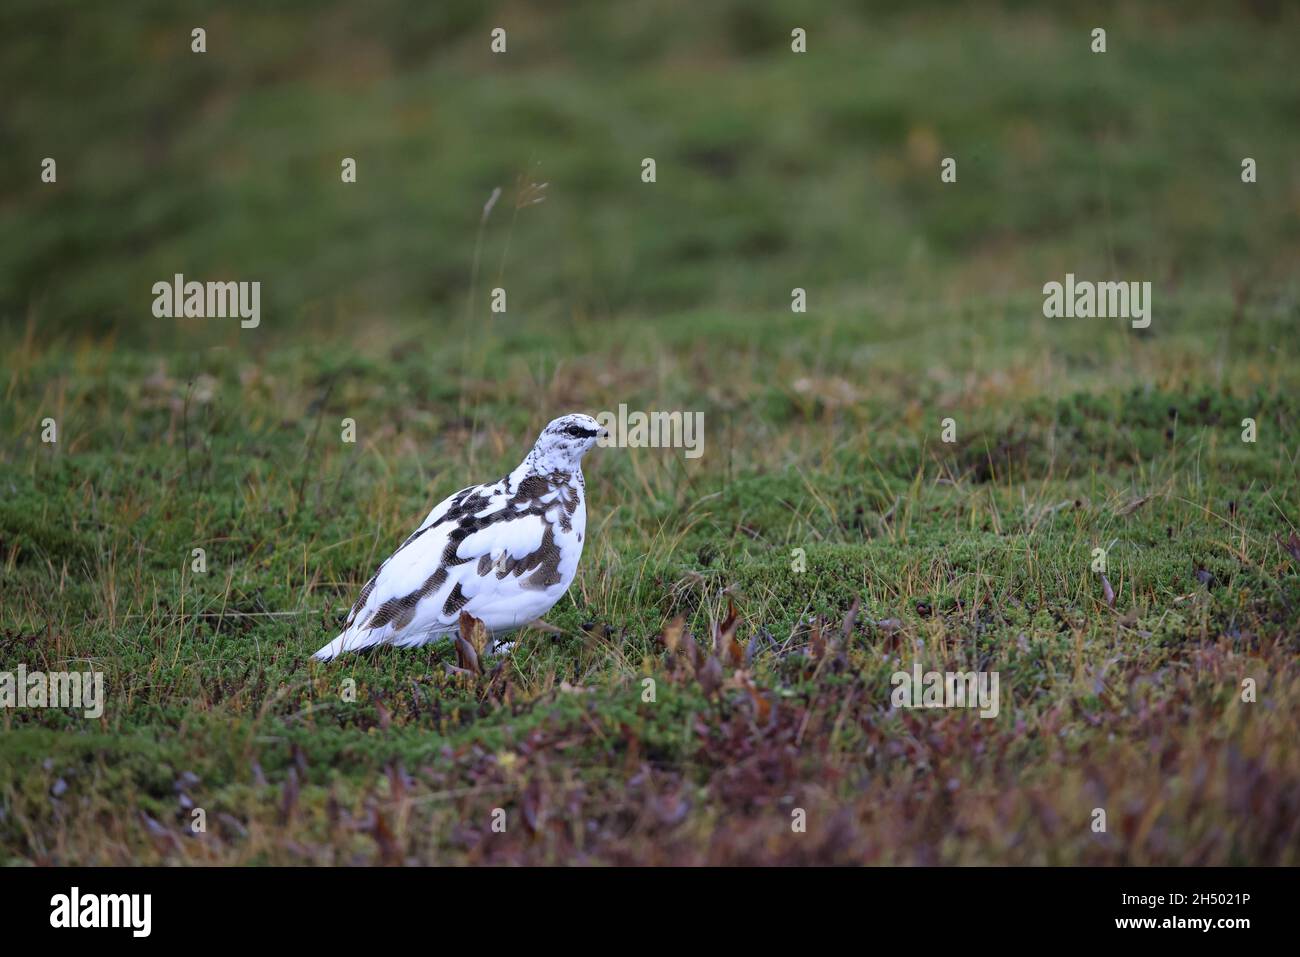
[312,413,605,661]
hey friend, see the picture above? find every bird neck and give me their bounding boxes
[512,454,580,491]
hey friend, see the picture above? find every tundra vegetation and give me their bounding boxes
[1,1,1297,863]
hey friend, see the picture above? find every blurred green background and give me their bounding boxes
[2,0,1297,341]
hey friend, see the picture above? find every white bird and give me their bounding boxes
[312,413,606,661]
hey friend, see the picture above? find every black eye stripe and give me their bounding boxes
[563,425,598,438]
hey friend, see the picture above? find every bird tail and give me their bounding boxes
[312,629,381,662]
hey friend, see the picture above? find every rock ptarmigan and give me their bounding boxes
[312,413,606,661]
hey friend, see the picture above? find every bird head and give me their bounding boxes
[528,413,607,475]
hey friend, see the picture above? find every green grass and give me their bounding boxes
[2,1,1299,864]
